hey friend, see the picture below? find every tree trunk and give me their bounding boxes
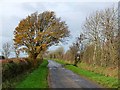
[33,57,37,67]
[29,53,38,67]
[93,43,97,66]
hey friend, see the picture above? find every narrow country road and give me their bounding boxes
[47,60,102,88]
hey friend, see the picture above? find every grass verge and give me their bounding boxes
[16,60,48,88]
[54,59,118,88]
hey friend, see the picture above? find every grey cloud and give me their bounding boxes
[0,2,118,52]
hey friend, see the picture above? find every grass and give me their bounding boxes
[78,62,118,78]
[54,59,118,88]
[16,60,48,88]
[65,65,118,88]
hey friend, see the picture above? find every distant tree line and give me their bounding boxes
[45,46,64,59]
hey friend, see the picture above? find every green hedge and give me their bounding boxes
[2,58,42,82]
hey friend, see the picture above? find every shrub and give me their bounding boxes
[2,58,33,82]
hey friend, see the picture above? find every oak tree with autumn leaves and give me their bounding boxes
[14,11,70,66]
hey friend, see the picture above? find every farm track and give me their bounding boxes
[48,60,102,88]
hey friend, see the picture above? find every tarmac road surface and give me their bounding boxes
[47,60,102,88]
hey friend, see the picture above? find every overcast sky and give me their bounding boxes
[0,0,118,57]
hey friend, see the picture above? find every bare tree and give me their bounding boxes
[100,7,118,67]
[82,7,118,67]
[83,11,101,66]
[2,42,11,59]
[68,40,81,66]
